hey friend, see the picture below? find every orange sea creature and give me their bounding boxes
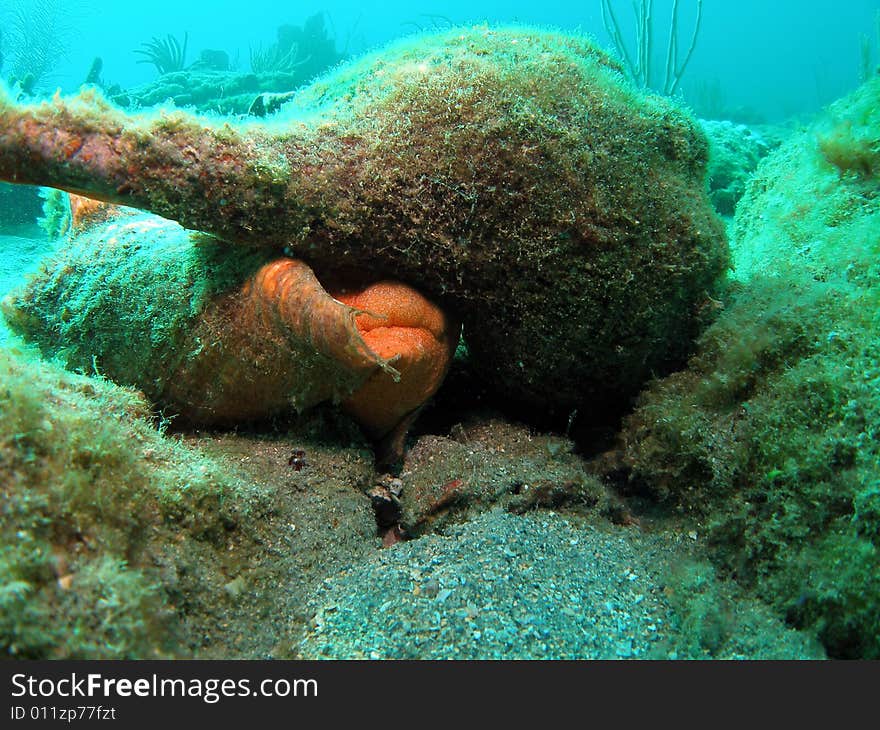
[0,27,728,453]
[2,203,458,462]
[68,193,117,231]
[164,254,460,460]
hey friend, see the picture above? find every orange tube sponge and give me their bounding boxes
[3,206,457,459]
[131,259,460,458]
[333,280,460,459]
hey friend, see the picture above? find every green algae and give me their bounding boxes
[613,77,880,658]
[2,210,270,408]
[0,346,268,657]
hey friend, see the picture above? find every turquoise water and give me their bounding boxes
[0,232,45,313]
[0,0,877,119]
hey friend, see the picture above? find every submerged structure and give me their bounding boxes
[609,76,880,658]
[0,26,727,451]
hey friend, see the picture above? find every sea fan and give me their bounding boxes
[5,0,70,90]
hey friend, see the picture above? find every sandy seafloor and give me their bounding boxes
[0,224,827,659]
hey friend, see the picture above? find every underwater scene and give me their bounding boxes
[0,0,878,661]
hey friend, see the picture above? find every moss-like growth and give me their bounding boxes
[817,120,880,179]
[2,210,270,412]
[0,346,265,657]
[611,77,880,658]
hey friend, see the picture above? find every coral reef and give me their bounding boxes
[602,76,880,658]
[0,27,727,434]
[115,15,344,115]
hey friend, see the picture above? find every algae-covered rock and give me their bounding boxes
[606,77,880,658]
[0,27,727,429]
[393,419,612,535]
[2,201,460,460]
[0,345,381,659]
[0,347,246,657]
[700,120,780,217]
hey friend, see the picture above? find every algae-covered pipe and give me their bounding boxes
[0,85,326,246]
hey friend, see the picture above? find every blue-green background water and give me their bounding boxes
[1,0,879,120]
